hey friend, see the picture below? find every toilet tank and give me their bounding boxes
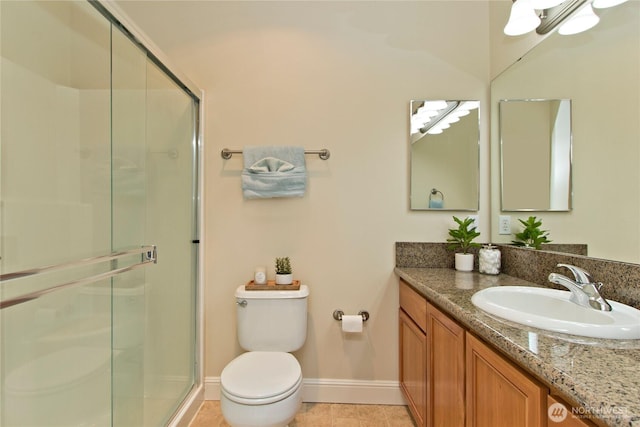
[235,284,309,352]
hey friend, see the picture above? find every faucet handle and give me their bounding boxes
[556,263,594,284]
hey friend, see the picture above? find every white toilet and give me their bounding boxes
[220,284,309,427]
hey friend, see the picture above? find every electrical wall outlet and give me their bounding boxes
[499,215,511,235]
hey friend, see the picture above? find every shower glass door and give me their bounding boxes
[1,2,113,425]
[111,21,199,427]
[0,1,199,426]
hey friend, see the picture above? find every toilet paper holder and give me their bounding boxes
[333,309,369,322]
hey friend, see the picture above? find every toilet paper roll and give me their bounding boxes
[341,315,363,333]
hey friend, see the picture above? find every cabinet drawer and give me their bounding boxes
[400,280,427,332]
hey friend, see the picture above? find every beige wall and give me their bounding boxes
[115,0,491,391]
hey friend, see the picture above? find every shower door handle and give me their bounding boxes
[0,245,157,282]
[0,245,157,310]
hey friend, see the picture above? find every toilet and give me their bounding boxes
[220,284,309,427]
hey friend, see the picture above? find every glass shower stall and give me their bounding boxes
[0,1,202,425]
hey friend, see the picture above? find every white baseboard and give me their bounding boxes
[205,377,406,405]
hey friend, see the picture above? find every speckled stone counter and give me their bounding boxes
[394,267,640,427]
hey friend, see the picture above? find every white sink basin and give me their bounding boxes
[471,286,640,340]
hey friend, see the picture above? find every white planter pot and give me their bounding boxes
[275,273,293,285]
[455,253,474,272]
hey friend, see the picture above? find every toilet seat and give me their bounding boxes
[221,351,302,405]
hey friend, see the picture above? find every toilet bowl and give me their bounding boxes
[220,352,302,427]
[220,285,309,427]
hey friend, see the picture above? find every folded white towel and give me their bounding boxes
[241,146,307,199]
[248,157,295,173]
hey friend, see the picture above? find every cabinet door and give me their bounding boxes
[399,309,427,426]
[427,303,465,427]
[466,334,547,427]
[548,395,597,427]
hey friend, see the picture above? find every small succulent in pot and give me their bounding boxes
[512,216,551,250]
[275,257,293,285]
[275,257,292,274]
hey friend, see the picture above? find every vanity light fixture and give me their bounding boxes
[410,100,480,139]
[503,0,541,36]
[424,102,479,135]
[592,0,628,7]
[411,101,457,137]
[557,3,599,34]
[422,102,458,135]
[505,0,628,36]
[530,0,565,8]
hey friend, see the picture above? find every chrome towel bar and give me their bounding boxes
[221,148,330,160]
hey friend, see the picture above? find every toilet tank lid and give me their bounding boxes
[235,284,309,299]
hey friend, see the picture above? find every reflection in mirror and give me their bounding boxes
[490,2,640,263]
[410,100,479,211]
[500,99,572,211]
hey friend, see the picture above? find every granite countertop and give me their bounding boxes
[395,267,640,427]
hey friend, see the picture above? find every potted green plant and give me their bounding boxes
[512,216,551,250]
[447,216,481,272]
[275,257,293,285]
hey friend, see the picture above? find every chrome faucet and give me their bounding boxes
[548,264,612,311]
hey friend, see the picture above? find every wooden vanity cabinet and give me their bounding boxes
[399,279,553,427]
[399,281,464,427]
[399,281,428,426]
[466,333,547,427]
[399,309,427,426]
[426,301,465,427]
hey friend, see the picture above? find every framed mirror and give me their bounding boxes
[490,2,640,263]
[410,99,479,211]
[500,99,572,211]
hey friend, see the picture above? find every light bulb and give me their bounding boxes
[504,0,542,36]
[423,100,448,111]
[592,0,628,8]
[460,101,480,111]
[558,3,599,35]
[530,0,565,9]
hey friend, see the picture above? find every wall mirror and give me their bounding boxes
[410,99,479,211]
[500,99,572,211]
[490,2,640,263]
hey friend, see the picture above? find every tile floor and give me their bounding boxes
[189,401,417,427]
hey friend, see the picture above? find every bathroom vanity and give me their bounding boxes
[395,265,640,427]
